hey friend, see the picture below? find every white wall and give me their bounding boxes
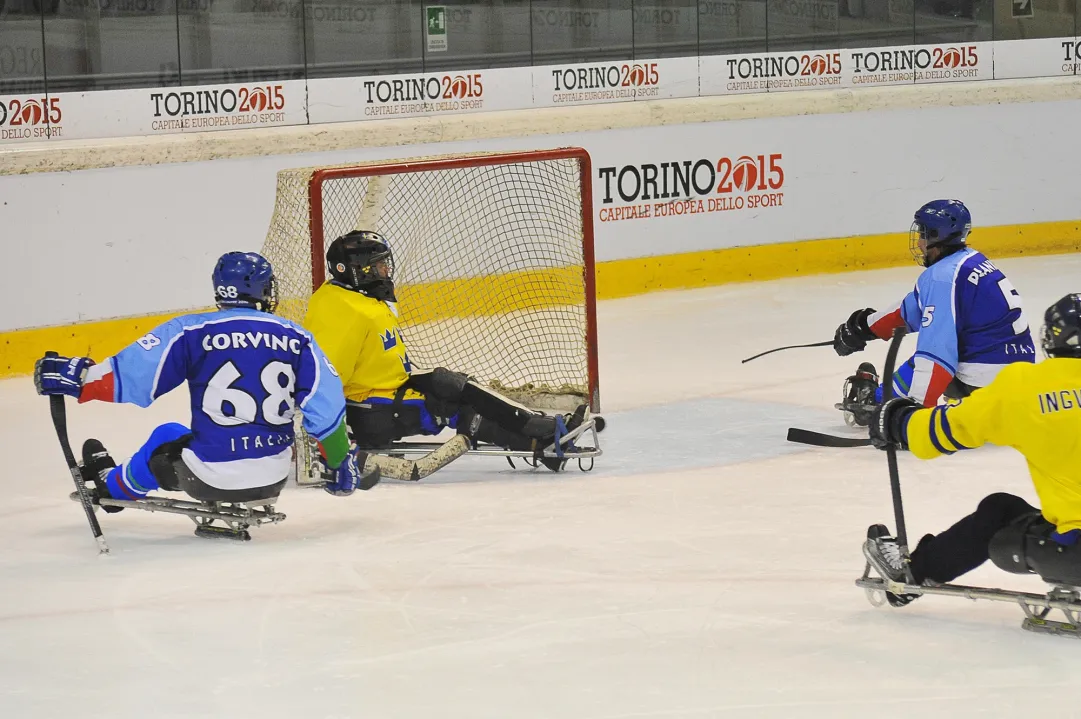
[3,86,1081,331]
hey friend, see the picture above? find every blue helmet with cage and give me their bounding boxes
[212,252,278,313]
[910,199,972,267]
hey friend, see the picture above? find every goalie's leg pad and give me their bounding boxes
[107,422,191,500]
[460,382,540,433]
[457,407,535,451]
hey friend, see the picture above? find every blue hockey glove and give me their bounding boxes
[869,397,921,450]
[34,355,94,398]
[324,447,381,496]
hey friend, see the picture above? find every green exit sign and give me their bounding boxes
[426,6,448,52]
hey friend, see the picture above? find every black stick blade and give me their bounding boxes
[787,428,872,448]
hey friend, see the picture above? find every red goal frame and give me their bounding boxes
[306,147,600,412]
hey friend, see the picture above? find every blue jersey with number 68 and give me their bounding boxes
[80,308,346,485]
[867,248,1036,405]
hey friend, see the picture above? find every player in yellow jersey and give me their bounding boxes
[304,230,600,472]
[863,293,1081,605]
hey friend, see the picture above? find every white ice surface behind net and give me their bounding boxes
[4,254,1081,717]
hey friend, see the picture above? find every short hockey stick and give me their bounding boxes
[880,327,915,583]
[741,340,833,364]
[786,428,872,448]
[44,352,110,555]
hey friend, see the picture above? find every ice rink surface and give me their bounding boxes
[4,254,1081,718]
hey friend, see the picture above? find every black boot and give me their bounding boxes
[80,439,123,513]
[837,362,879,427]
[863,524,920,607]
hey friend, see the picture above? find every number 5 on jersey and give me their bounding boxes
[202,361,296,426]
[998,278,1029,334]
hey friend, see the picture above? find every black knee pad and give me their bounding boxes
[148,437,191,492]
[988,512,1047,575]
[1027,527,1081,586]
[409,367,469,401]
[346,402,424,448]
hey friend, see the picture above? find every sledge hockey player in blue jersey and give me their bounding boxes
[33,252,379,515]
[832,199,1036,426]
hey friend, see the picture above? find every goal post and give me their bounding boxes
[262,147,600,413]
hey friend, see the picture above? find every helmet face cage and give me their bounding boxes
[910,200,972,267]
[354,246,394,285]
[909,220,927,266]
[1042,294,1081,359]
[263,276,279,314]
[327,231,396,301]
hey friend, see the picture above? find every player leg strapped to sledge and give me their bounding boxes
[856,325,1081,638]
[858,506,1081,637]
[72,424,288,542]
[295,368,604,486]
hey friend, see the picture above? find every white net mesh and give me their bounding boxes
[261,149,597,411]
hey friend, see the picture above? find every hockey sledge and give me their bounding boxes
[857,561,1081,638]
[294,410,603,487]
[72,492,286,541]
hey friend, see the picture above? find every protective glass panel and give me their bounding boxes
[176,0,305,84]
[41,0,181,91]
[530,0,634,64]
[0,1,47,94]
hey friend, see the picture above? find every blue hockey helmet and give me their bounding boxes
[212,252,278,313]
[910,199,972,267]
[1042,294,1081,359]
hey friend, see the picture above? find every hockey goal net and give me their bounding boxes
[261,147,599,412]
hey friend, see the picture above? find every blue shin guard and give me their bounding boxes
[106,422,191,500]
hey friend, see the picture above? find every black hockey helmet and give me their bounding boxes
[325,230,396,302]
[1041,294,1081,358]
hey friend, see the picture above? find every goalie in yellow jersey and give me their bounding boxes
[303,230,602,474]
[865,293,1081,604]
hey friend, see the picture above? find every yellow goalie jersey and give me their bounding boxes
[303,282,413,403]
[906,358,1081,532]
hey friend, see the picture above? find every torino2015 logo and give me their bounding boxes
[363,74,484,103]
[597,153,786,222]
[726,53,840,79]
[850,46,978,73]
[551,63,660,90]
[0,97,61,127]
[599,154,785,204]
[150,86,285,117]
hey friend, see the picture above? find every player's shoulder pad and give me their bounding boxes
[322,282,385,318]
[193,308,317,342]
[921,248,977,285]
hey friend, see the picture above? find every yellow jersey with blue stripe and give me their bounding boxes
[303,282,414,403]
[905,358,1081,532]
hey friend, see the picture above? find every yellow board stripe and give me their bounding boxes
[398,266,586,324]
[3,219,1080,378]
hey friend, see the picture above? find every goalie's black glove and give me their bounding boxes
[833,308,877,357]
[869,397,921,450]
